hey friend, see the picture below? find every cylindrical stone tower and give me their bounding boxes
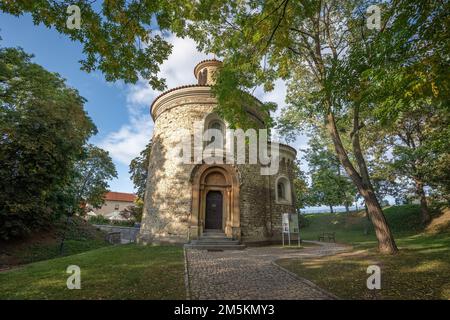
[138,59,297,245]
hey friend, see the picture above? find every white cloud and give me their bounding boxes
[126,34,211,106]
[254,79,288,118]
[253,79,309,151]
[161,35,210,88]
[98,35,210,167]
[126,80,155,107]
[99,117,153,165]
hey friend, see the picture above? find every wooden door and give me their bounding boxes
[205,191,223,230]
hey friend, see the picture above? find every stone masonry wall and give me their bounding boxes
[138,87,297,244]
[237,163,270,241]
[270,158,296,239]
[139,102,216,243]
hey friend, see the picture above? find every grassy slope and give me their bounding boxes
[0,217,110,268]
[0,245,185,299]
[299,204,427,245]
[278,205,450,299]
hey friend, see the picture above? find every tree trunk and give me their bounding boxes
[364,203,370,235]
[415,179,431,224]
[361,188,398,253]
[330,205,334,214]
[345,203,350,214]
[325,112,398,254]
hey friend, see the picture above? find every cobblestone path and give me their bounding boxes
[185,242,349,300]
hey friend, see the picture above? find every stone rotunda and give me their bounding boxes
[138,59,297,247]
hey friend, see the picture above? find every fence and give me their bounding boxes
[93,224,140,243]
[300,206,359,214]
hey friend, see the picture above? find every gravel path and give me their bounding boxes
[185,241,349,300]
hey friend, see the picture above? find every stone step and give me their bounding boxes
[190,239,240,245]
[201,232,227,237]
[184,243,246,250]
[187,230,244,250]
[200,235,230,240]
[203,229,223,233]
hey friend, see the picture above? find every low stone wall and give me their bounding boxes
[93,225,140,243]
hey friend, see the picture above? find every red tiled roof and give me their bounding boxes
[104,192,136,202]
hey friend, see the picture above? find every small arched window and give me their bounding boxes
[275,176,292,204]
[203,114,227,164]
[210,121,223,133]
[277,183,285,200]
[198,68,208,85]
[207,120,225,148]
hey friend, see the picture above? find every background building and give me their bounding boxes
[92,192,136,218]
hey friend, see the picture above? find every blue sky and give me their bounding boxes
[1,12,134,191]
[1,12,308,195]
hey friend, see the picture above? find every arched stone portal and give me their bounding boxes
[190,165,240,240]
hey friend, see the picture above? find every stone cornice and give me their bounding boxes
[151,85,215,120]
[150,85,267,124]
[149,85,297,158]
[279,143,297,155]
[273,142,297,159]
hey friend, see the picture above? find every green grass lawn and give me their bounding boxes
[12,238,110,266]
[278,205,450,299]
[2,205,448,300]
[299,204,433,245]
[278,232,450,299]
[0,244,186,299]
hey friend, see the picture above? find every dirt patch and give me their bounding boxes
[426,207,450,235]
[0,229,60,267]
[350,210,368,218]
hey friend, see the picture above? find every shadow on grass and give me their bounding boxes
[277,232,450,300]
[0,244,186,300]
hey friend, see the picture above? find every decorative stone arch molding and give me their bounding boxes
[204,112,227,130]
[275,175,292,205]
[202,112,229,161]
[189,164,241,240]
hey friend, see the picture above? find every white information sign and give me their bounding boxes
[281,213,301,246]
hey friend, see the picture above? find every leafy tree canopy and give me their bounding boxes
[0,46,96,239]
[129,140,152,200]
[72,144,118,211]
[303,130,357,211]
[0,0,180,88]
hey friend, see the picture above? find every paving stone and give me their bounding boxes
[185,242,349,300]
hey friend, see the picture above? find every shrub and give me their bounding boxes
[0,47,96,240]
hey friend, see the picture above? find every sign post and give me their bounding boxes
[282,213,301,247]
